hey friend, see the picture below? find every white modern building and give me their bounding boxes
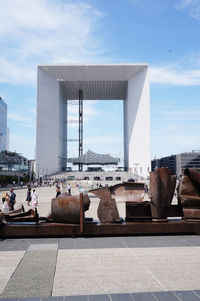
[0,97,7,152]
[36,64,150,178]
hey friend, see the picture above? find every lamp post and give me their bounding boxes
[17,153,22,185]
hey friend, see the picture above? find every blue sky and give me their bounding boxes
[0,0,200,161]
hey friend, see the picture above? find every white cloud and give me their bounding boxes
[176,0,200,20]
[0,0,103,85]
[150,64,200,85]
[8,111,35,128]
[159,109,200,118]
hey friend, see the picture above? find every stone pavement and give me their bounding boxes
[1,235,200,300]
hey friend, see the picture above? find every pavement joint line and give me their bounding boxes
[172,291,182,300]
[51,246,59,297]
[115,242,168,293]
[178,236,194,246]
[130,293,135,301]
[131,251,168,292]
[151,292,159,301]
[193,290,200,298]
[119,237,129,248]
[108,294,112,301]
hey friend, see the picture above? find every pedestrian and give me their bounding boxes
[67,183,71,195]
[31,189,38,207]
[2,193,10,213]
[1,192,6,203]
[9,189,16,211]
[26,188,32,206]
[56,186,61,198]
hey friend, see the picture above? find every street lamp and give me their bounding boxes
[17,153,22,185]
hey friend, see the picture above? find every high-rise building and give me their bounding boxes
[151,152,200,176]
[0,97,7,152]
[36,64,150,178]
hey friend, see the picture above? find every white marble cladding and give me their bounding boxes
[36,64,150,178]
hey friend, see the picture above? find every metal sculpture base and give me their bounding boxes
[1,220,200,238]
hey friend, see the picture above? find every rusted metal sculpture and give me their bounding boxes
[4,208,39,224]
[178,168,200,220]
[51,192,90,223]
[149,168,177,220]
[91,182,145,223]
[90,186,120,223]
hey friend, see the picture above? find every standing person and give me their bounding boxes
[26,188,32,206]
[2,193,10,213]
[31,189,38,207]
[56,186,61,198]
[9,189,16,211]
[67,183,71,195]
[1,192,6,203]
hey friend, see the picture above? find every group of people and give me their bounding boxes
[1,181,72,214]
[55,183,71,198]
[26,188,38,207]
[1,189,16,213]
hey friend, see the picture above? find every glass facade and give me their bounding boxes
[0,97,7,152]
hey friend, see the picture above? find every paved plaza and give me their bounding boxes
[0,185,200,300]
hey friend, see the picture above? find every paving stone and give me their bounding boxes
[179,236,200,246]
[53,248,163,296]
[174,290,200,300]
[132,292,157,300]
[120,236,191,248]
[153,292,179,300]
[0,239,59,251]
[64,296,88,301]
[42,297,64,301]
[28,244,58,251]
[110,293,133,301]
[0,249,57,299]
[0,297,20,301]
[89,294,110,301]
[20,298,41,301]
[59,237,124,249]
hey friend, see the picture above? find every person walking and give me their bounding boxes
[26,188,32,206]
[9,189,16,211]
[67,183,71,195]
[31,189,38,207]
[56,186,61,198]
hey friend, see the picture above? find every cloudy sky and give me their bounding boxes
[0,0,200,161]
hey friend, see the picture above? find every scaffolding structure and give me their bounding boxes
[65,90,83,172]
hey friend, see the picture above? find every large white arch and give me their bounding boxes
[36,64,150,178]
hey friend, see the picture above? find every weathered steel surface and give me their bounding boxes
[149,168,177,219]
[91,186,120,223]
[80,193,85,233]
[51,192,90,223]
[178,169,200,220]
[110,182,145,203]
[91,182,145,223]
[1,220,200,238]
[125,202,151,221]
[5,208,39,224]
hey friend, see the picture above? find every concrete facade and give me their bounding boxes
[151,152,200,176]
[36,64,150,178]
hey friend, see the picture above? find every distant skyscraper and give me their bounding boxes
[7,127,9,151]
[0,97,7,152]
